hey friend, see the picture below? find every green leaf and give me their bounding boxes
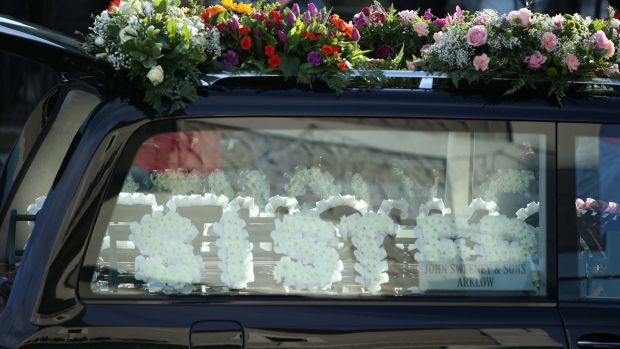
[504,79,527,96]
[182,25,190,42]
[392,44,405,69]
[167,20,177,39]
[279,56,301,78]
[152,0,167,13]
[592,19,604,31]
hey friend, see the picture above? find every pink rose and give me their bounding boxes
[523,51,546,69]
[575,198,586,210]
[603,63,620,77]
[541,32,557,52]
[606,202,619,214]
[592,30,609,49]
[473,53,490,71]
[466,25,487,47]
[433,31,444,43]
[604,40,616,59]
[564,54,580,72]
[414,22,429,37]
[509,8,532,27]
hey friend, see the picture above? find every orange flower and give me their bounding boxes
[201,5,224,23]
[321,45,333,56]
[269,54,281,68]
[337,19,347,32]
[264,44,276,57]
[329,14,340,26]
[338,61,347,72]
[240,36,252,50]
[345,25,353,37]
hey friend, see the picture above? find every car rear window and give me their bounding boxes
[83,118,552,298]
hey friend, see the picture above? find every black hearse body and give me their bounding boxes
[2,14,620,349]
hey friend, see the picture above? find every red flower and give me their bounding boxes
[333,52,339,59]
[300,30,308,38]
[264,44,276,57]
[331,45,340,53]
[321,45,333,56]
[239,26,250,36]
[269,10,283,22]
[615,11,620,20]
[268,54,281,68]
[307,32,318,41]
[216,23,227,32]
[240,36,252,50]
[107,0,120,12]
[338,61,347,72]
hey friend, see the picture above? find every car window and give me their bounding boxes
[559,123,620,301]
[0,89,100,263]
[83,118,553,298]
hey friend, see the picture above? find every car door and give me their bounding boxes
[558,123,620,349]
[66,115,567,348]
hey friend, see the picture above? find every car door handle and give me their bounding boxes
[577,340,620,348]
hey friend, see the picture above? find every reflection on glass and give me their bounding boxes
[88,118,548,297]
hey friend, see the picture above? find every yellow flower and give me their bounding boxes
[221,0,253,15]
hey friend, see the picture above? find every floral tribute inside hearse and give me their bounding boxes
[85,118,550,297]
[83,0,620,115]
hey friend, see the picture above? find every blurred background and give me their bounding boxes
[1,0,619,163]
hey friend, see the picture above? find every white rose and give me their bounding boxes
[119,0,142,15]
[147,65,164,86]
[119,26,138,44]
[94,36,105,47]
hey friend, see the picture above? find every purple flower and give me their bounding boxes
[423,8,433,20]
[308,3,318,16]
[251,12,263,20]
[229,15,240,33]
[302,11,312,24]
[352,12,369,28]
[253,27,261,38]
[287,10,297,23]
[375,44,395,60]
[361,7,370,16]
[371,11,385,23]
[434,18,446,27]
[222,50,239,67]
[292,3,301,16]
[316,11,323,21]
[277,30,287,43]
[307,51,322,67]
[351,27,360,41]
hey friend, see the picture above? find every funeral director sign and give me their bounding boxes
[419,262,534,291]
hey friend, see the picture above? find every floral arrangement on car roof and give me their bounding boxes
[200,0,359,91]
[418,6,620,101]
[85,0,620,115]
[351,1,439,69]
[83,0,221,115]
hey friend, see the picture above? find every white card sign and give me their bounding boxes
[418,261,534,291]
